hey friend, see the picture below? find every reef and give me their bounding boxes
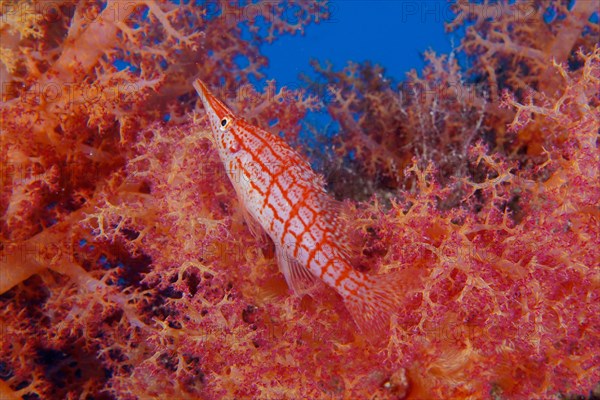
[0,1,598,399]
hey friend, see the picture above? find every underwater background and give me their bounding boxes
[1,1,599,399]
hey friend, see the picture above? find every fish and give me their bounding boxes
[193,79,403,339]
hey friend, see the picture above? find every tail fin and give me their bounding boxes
[343,272,407,345]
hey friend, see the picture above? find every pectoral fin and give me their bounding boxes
[241,205,267,242]
[275,244,317,295]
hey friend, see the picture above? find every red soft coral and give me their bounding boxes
[1,1,598,399]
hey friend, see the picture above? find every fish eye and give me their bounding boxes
[219,117,230,130]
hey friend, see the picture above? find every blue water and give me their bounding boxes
[260,1,456,86]
[250,1,459,151]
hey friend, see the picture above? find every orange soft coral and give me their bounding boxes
[1,0,598,399]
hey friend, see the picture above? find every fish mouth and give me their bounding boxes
[192,78,234,121]
[193,78,210,108]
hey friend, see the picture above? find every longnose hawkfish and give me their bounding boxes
[193,79,403,338]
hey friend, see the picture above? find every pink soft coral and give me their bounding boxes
[1,1,598,399]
